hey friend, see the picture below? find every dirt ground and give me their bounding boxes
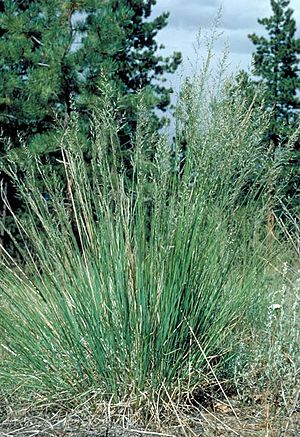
[0,399,299,437]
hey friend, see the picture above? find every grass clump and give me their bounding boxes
[0,61,281,423]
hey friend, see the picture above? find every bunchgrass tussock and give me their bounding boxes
[0,54,283,422]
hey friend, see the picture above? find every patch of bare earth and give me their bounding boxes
[0,396,299,437]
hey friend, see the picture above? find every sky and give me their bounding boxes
[150,0,300,91]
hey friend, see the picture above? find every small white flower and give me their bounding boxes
[270,303,281,311]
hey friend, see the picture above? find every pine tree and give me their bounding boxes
[0,0,180,150]
[76,1,181,134]
[0,1,82,253]
[0,0,78,151]
[0,0,181,253]
[248,0,300,143]
[248,0,300,219]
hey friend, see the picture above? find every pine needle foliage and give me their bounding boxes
[248,0,300,135]
[248,0,300,216]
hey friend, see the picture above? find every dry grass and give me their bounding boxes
[1,393,299,436]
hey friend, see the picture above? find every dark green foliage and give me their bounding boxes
[75,1,181,133]
[248,0,300,216]
[0,0,78,151]
[0,0,181,252]
[0,0,181,149]
[248,0,300,137]
[0,1,81,251]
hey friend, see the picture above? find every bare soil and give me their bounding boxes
[0,397,299,437]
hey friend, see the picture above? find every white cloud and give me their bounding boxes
[153,0,219,29]
[152,0,300,84]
